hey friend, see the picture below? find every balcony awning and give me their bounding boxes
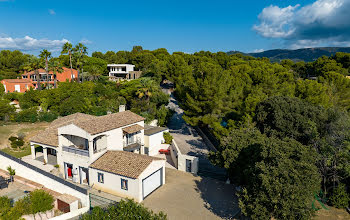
[123,124,144,134]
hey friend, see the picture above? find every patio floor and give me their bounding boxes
[22,153,56,173]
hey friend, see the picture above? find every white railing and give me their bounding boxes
[123,137,141,147]
[63,145,89,157]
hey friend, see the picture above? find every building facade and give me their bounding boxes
[107,64,142,81]
[30,110,167,202]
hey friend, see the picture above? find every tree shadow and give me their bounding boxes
[195,177,240,219]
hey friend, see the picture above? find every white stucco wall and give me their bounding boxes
[145,130,168,156]
[89,159,165,202]
[170,140,198,175]
[89,168,140,201]
[0,154,89,207]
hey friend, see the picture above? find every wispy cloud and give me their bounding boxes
[0,35,69,52]
[48,9,56,15]
[79,38,92,45]
[253,0,350,49]
[252,49,265,53]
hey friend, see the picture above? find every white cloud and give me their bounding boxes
[0,35,69,52]
[252,49,265,53]
[253,0,350,48]
[49,9,56,15]
[79,39,92,45]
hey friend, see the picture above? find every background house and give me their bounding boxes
[107,64,142,81]
[1,79,33,93]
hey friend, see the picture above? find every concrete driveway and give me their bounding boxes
[142,168,239,220]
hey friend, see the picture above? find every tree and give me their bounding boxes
[7,166,15,182]
[73,43,88,82]
[61,42,74,81]
[39,49,52,89]
[80,199,167,220]
[29,189,54,215]
[0,99,14,121]
[48,59,63,88]
[210,128,320,219]
[329,184,350,208]
[24,56,44,90]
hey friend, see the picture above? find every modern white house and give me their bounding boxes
[30,109,167,202]
[107,64,142,81]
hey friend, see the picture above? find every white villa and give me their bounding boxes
[107,64,142,81]
[30,109,168,202]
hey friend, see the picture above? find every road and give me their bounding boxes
[163,84,227,180]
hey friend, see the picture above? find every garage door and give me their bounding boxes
[142,168,162,198]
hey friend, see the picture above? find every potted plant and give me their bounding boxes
[7,166,15,183]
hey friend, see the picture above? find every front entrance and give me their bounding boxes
[186,159,192,172]
[79,167,89,185]
[64,163,73,180]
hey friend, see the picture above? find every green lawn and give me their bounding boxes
[1,145,32,158]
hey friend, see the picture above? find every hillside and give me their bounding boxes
[227,47,350,62]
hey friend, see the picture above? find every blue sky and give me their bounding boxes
[0,0,348,54]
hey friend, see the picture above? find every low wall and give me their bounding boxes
[194,127,217,152]
[50,207,90,220]
[170,140,198,175]
[0,151,89,207]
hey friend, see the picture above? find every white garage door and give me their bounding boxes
[142,168,162,198]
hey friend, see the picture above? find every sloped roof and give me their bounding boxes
[1,79,32,83]
[89,151,163,179]
[74,111,145,135]
[30,113,97,147]
[123,124,144,134]
[22,67,77,76]
[144,125,168,136]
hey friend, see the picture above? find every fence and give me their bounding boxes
[63,146,89,157]
[0,150,87,195]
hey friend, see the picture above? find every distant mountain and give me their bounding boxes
[227,47,350,62]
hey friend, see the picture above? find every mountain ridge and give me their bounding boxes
[227,47,350,62]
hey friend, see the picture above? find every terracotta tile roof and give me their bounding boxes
[144,125,168,136]
[23,67,77,76]
[30,113,97,147]
[89,151,163,178]
[1,79,32,83]
[74,111,145,135]
[123,124,144,134]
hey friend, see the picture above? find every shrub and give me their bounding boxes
[80,199,167,220]
[163,132,173,144]
[17,132,25,140]
[9,136,24,149]
[29,189,54,214]
[329,184,350,209]
[0,196,11,218]
[54,164,59,168]
[38,111,58,122]
[14,107,38,123]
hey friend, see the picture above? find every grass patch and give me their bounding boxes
[1,145,31,158]
[0,126,14,143]
[18,126,46,133]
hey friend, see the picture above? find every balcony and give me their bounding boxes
[123,137,142,152]
[63,145,89,157]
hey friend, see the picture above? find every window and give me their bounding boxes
[121,179,128,190]
[98,172,104,183]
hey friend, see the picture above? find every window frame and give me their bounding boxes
[121,178,128,190]
[98,172,104,183]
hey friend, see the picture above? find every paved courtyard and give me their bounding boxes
[143,168,239,220]
[0,181,35,202]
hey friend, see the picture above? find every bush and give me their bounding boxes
[8,136,24,149]
[54,164,60,168]
[0,196,11,218]
[14,107,38,122]
[38,111,58,122]
[17,132,25,140]
[163,132,173,144]
[80,199,167,220]
[329,184,350,209]
[29,189,54,214]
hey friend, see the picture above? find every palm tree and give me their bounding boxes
[73,43,88,82]
[61,42,74,81]
[39,49,52,89]
[87,66,102,81]
[7,166,15,183]
[24,56,43,90]
[48,60,64,88]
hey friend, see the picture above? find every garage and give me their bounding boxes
[143,168,163,199]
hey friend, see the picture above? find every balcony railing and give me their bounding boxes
[63,145,89,157]
[123,137,141,147]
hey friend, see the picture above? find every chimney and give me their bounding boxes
[119,105,126,112]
